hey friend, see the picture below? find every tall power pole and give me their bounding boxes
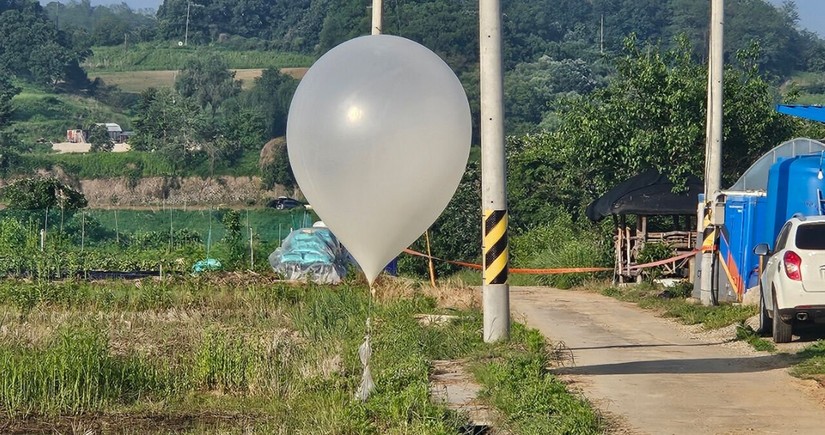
[185,1,191,46]
[700,0,725,305]
[372,0,383,35]
[480,0,509,342]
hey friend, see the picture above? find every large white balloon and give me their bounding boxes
[287,35,471,284]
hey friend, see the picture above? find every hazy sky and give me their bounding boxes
[767,0,825,36]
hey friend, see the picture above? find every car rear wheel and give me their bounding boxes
[758,285,772,336]
[772,292,793,343]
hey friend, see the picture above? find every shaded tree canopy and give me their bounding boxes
[43,0,158,46]
[86,123,114,152]
[507,36,798,225]
[151,0,823,80]
[174,54,241,113]
[2,177,88,211]
[0,0,91,88]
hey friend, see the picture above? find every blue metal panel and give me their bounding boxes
[719,195,765,296]
[764,154,825,248]
[777,105,825,123]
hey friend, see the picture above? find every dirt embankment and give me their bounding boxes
[78,176,298,208]
[1,166,299,207]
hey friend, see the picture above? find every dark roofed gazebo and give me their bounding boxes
[587,168,703,283]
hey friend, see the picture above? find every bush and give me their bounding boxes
[511,215,611,289]
[637,242,675,280]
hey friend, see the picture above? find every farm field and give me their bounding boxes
[83,45,314,73]
[86,207,315,246]
[0,275,602,434]
[93,68,309,93]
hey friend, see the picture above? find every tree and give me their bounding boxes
[0,1,90,88]
[504,57,598,134]
[220,209,245,268]
[1,177,87,211]
[245,68,298,138]
[511,36,797,218]
[86,123,114,152]
[174,54,241,114]
[131,87,203,166]
[0,68,18,128]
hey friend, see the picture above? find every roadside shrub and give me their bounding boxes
[511,215,611,289]
[637,242,676,280]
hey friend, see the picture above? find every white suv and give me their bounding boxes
[755,215,825,343]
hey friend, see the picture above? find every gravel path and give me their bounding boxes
[511,286,825,435]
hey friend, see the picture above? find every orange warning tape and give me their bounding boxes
[403,246,714,275]
[403,249,483,270]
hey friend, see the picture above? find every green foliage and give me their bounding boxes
[7,86,132,145]
[400,159,481,277]
[85,123,113,152]
[130,87,204,166]
[245,68,298,139]
[260,138,295,190]
[0,326,179,416]
[0,68,19,128]
[1,177,87,211]
[175,54,241,114]
[510,215,612,289]
[547,36,796,213]
[0,274,602,432]
[504,56,598,134]
[220,209,245,268]
[0,0,91,89]
[83,44,314,72]
[43,0,158,47]
[791,340,825,380]
[12,149,264,180]
[473,324,602,434]
[637,242,675,279]
[735,323,777,353]
[193,329,292,396]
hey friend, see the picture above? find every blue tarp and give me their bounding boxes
[777,105,825,123]
[192,258,222,274]
[268,227,349,284]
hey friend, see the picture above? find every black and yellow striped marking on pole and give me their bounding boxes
[483,209,508,285]
[702,209,716,249]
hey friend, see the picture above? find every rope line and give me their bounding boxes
[403,247,713,275]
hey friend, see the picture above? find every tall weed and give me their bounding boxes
[511,215,611,288]
[0,327,178,416]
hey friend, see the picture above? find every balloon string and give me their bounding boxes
[356,283,376,401]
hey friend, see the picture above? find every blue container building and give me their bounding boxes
[715,147,825,300]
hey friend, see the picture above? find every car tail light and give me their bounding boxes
[784,251,802,281]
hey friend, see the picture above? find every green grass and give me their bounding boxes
[9,89,132,143]
[84,44,315,72]
[0,276,602,433]
[791,340,825,381]
[91,68,289,93]
[735,324,777,352]
[473,323,602,434]
[598,282,758,329]
[25,149,261,179]
[0,327,180,416]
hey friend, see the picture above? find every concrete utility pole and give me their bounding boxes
[480,0,510,342]
[700,0,725,305]
[185,1,191,46]
[372,0,383,35]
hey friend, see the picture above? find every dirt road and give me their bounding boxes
[511,287,825,435]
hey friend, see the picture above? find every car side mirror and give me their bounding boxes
[753,243,770,256]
